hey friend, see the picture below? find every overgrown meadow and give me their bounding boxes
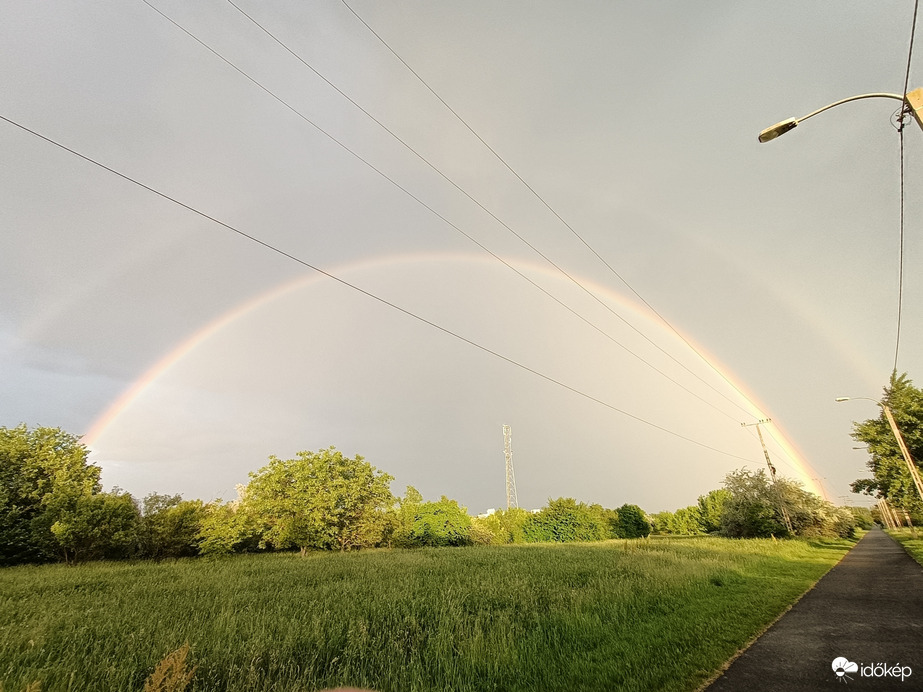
[1,535,854,692]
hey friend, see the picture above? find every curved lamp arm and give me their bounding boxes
[758,92,905,143]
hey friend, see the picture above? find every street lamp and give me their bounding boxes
[759,88,923,142]
[836,396,923,501]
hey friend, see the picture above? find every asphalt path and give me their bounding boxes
[706,528,923,691]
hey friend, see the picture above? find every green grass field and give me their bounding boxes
[886,528,923,567]
[0,536,854,692]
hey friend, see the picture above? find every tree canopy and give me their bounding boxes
[721,468,854,539]
[0,424,105,564]
[245,446,395,553]
[850,372,923,514]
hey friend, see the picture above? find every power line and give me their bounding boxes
[142,0,750,424]
[222,0,752,422]
[895,0,919,372]
[0,111,760,466]
[337,0,762,417]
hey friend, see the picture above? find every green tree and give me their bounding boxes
[408,496,472,547]
[696,489,731,533]
[47,488,140,563]
[721,469,853,538]
[850,373,923,514]
[720,468,790,538]
[522,498,608,543]
[497,507,531,543]
[137,493,206,559]
[197,490,263,556]
[650,511,675,535]
[614,503,651,538]
[246,447,394,553]
[391,485,424,548]
[470,507,532,545]
[0,425,103,564]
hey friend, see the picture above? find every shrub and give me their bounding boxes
[522,498,608,543]
[407,496,472,547]
[615,503,652,538]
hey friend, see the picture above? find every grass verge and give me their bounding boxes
[0,536,854,692]
[885,527,923,567]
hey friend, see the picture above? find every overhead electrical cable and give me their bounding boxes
[225,0,755,422]
[141,0,748,424]
[0,111,761,466]
[338,0,765,419]
[895,0,919,372]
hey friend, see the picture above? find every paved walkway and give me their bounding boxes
[707,528,923,690]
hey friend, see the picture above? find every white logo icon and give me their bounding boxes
[832,657,859,682]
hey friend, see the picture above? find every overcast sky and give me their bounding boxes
[2,0,921,513]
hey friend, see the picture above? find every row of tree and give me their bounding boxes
[0,426,654,565]
[2,419,864,566]
[193,448,654,554]
[651,471,859,539]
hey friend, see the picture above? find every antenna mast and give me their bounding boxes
[503,424,519,510]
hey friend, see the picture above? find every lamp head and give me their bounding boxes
[758,118,798,143]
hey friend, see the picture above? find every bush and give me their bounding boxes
[720,469,856,539]
[407,496,472,547]
[849,506,875,530]
[137,494,206,559]
[650,507,702,536]
[522,498,608,543]
[614,503,652,538]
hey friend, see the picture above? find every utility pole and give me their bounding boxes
[502,424,519,510]
[875,500,894,529]
[884,500,902,529]
[881,404,923,501]
[876,501,894,529]
[741,418,794,533]
[741,419,777,479]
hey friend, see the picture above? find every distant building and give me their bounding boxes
[476,508,497,519]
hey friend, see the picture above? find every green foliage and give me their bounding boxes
[407,496,472,547]
[720,469,791,538]
[0,535,856,692]
[522,498,608,542]
[848,506,875,530]
[779,481,855,538]
[197,493,263,556]
[850,373,923,513]
[469,507,533,545]
[245,447,395,552]
[137,494,206,559]
[697,489,731,533]
[651,506,704,535]
[496,507,531,543]
[47,488,140,563]
[0,425,106,564]
[390,485,424,548]
[721,469,855,539]
[614,503,652,538]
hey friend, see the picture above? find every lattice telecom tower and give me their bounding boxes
[502,424,519,510]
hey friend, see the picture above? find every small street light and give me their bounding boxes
[759,88,923,142]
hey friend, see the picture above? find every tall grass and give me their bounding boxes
[0,536,853,692]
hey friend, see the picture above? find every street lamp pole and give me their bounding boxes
[835,396,923,501]
[758,87,923,142]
